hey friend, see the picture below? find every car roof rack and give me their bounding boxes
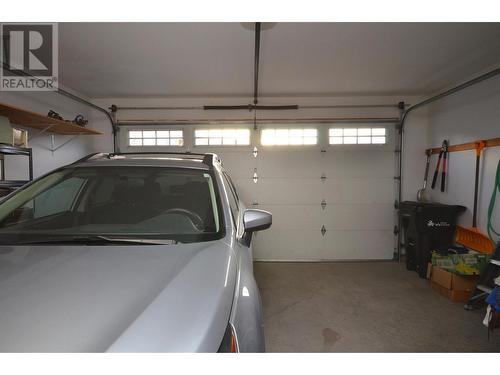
[71,152,109,165]
[202,153,220,166]
[82,151,221,168]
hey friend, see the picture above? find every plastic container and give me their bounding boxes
[399,201,466,278]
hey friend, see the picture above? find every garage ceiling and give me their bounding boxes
[59,22,500,98]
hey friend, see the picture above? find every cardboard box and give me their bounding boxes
[431,251,490,275]
[429,265,478,303]
[12,128,28,147]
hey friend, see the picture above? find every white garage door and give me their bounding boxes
[119,123,397,261]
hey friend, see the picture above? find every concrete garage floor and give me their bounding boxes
[254,261,500,352]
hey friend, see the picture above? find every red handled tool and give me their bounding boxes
[431,140,448,192]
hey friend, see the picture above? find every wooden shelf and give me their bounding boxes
[0,102,103,135]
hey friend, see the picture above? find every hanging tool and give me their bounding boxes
[431,140,448,191]
[417,150,432,202]
[72,114,88,127]
[455,141,494,253]
[441,141,448,192]
[47,110,63,121]
[487,159,500,242]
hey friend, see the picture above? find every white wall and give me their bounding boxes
[424,75,500,234]
[0,88,113,180]
[400,107,430,202]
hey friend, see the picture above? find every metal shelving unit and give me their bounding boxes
[0,144,33,193]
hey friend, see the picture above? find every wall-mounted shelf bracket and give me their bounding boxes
[47,134,80,153]
[28,124,55,142]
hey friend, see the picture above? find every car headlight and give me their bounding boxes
[217,323,238,353]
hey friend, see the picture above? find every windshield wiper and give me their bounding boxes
[15,235,178,246]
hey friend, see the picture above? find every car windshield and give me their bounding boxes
[0,166,224,244]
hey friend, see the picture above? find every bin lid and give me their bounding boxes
[399,201,466,212]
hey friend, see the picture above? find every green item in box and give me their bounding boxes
[431,252,490,275]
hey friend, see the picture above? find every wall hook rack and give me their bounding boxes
[425,137,500,155]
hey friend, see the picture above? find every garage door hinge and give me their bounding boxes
[252,201,259,206]
[253,147,258,158]
[321,173,326,182]
[253,168,258,183]
[321,199,326,210]
[321,225,326,236]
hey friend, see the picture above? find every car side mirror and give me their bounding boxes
[241,209,272,246]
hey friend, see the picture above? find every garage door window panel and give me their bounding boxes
[329,127,386,145]
[195,129,250,146]
[261,128,318,146]
[128,130,184,147]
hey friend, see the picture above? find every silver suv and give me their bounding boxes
[0,152,271,352]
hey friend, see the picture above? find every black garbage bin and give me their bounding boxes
[398,201,466,278]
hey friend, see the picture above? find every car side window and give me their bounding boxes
[222,172,239,226]
[33,176,86,218]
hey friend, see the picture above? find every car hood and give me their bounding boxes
[0,240,236,352]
